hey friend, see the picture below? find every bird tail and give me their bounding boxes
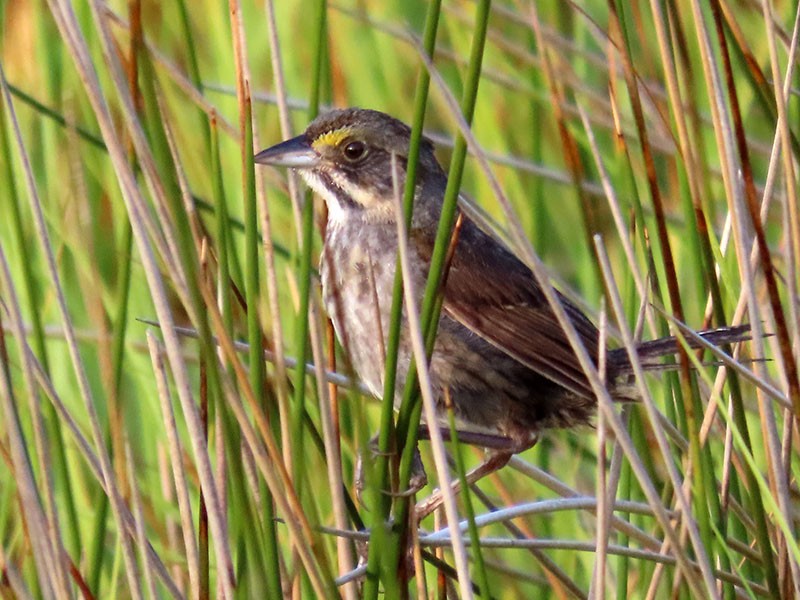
[607,324,754,376]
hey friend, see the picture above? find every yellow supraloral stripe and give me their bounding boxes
[312,127,353,150]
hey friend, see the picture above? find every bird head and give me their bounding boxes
[255,108,445,224]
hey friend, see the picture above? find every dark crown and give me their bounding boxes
[305,108,437,163]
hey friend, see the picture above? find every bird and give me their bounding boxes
[254,107,750,466]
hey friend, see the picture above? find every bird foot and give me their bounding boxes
[415,431,540,520]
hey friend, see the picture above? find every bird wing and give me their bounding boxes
[413,215,600,400]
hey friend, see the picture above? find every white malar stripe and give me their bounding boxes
[297,167,395,224]
[297,170,347,224]
[328,169,395,223]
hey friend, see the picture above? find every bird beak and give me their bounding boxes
[254,135,320,168]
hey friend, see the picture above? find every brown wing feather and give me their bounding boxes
[415,215,600,400]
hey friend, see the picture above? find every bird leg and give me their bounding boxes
[379,425,519,499]
[385,426,520,499]
[415,449,513,519]
[415,429,539,520]
[356,425,536,506]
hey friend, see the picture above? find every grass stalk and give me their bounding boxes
[362,1,443,596]
[2,2,797,596]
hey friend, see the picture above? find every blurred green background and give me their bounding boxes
[1,0,798,598]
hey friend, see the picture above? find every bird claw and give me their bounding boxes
[382,452,427,497]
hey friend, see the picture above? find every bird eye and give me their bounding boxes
[342,140,367,162]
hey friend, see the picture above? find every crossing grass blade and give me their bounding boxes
[0,1,797,597]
